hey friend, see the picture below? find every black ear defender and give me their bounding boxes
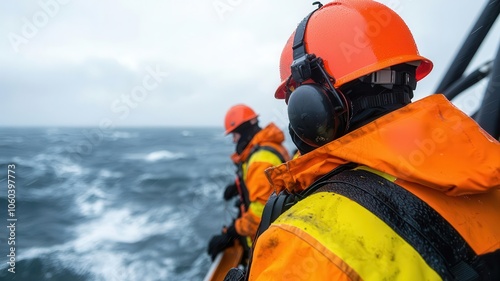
[286,2,351,149]
[288,84,342,148]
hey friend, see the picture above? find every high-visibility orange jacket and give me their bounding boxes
[230,123,290,243]
[249,94,500,280]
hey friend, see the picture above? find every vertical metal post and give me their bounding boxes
[474,44,500,139]
[434,0,500,94]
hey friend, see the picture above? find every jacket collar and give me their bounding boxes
[266,94,500,196]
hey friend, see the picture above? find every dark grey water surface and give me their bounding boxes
[0,127,250,281]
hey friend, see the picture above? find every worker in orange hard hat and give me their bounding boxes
[207,104,290,267]
[224,1,500,280]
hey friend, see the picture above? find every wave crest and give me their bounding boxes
[145,150,186,162]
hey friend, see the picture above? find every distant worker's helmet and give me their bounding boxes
[275,0,433,99]
[224,104,258,135]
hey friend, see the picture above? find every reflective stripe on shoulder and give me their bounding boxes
[248,201,265,218]
[274,192,441,281]
[248,149,283,167]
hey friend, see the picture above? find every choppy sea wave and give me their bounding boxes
[0,127,259,281]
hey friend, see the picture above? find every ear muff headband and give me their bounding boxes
[287,4,350,148]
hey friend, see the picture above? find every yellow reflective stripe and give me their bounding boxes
[243,149,282,181]
[274,192,441,281]
[242,162,248,181]
[248,149,283,167]
[355,166,397,182]
[248,201,265,218]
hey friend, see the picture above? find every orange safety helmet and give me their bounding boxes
[224,104,259,135]
[275,0,433,99]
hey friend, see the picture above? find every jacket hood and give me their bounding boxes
[266,94,499,196]
[231,123,286,163]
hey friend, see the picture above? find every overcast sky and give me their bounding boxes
[2,0,499,128]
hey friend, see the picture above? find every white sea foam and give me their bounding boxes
[29,153,87,177]
[124,150,186,162]
[98,169,122,178]
[75,184,108,216]
[8,154,85,182]
[8,242,168,281]
[57,163,85,176]
[69,207,179,279]
[145,150,186,162]
[74,207,177,248]
[4,205,183,280]
[6,127,228,280]
[12,155,47,174]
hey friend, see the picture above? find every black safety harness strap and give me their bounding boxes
[246,168,499,281]
[242,163,358,281]
[235,163,249,211]
[254,163,357,240]
[316,169,495,281]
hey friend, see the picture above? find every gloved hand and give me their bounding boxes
[234,198,241,209]
[223,182,238,201]
[223,267,245,281]
[207,224,238,261]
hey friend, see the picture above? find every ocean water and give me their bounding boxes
[0,127,259,281]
